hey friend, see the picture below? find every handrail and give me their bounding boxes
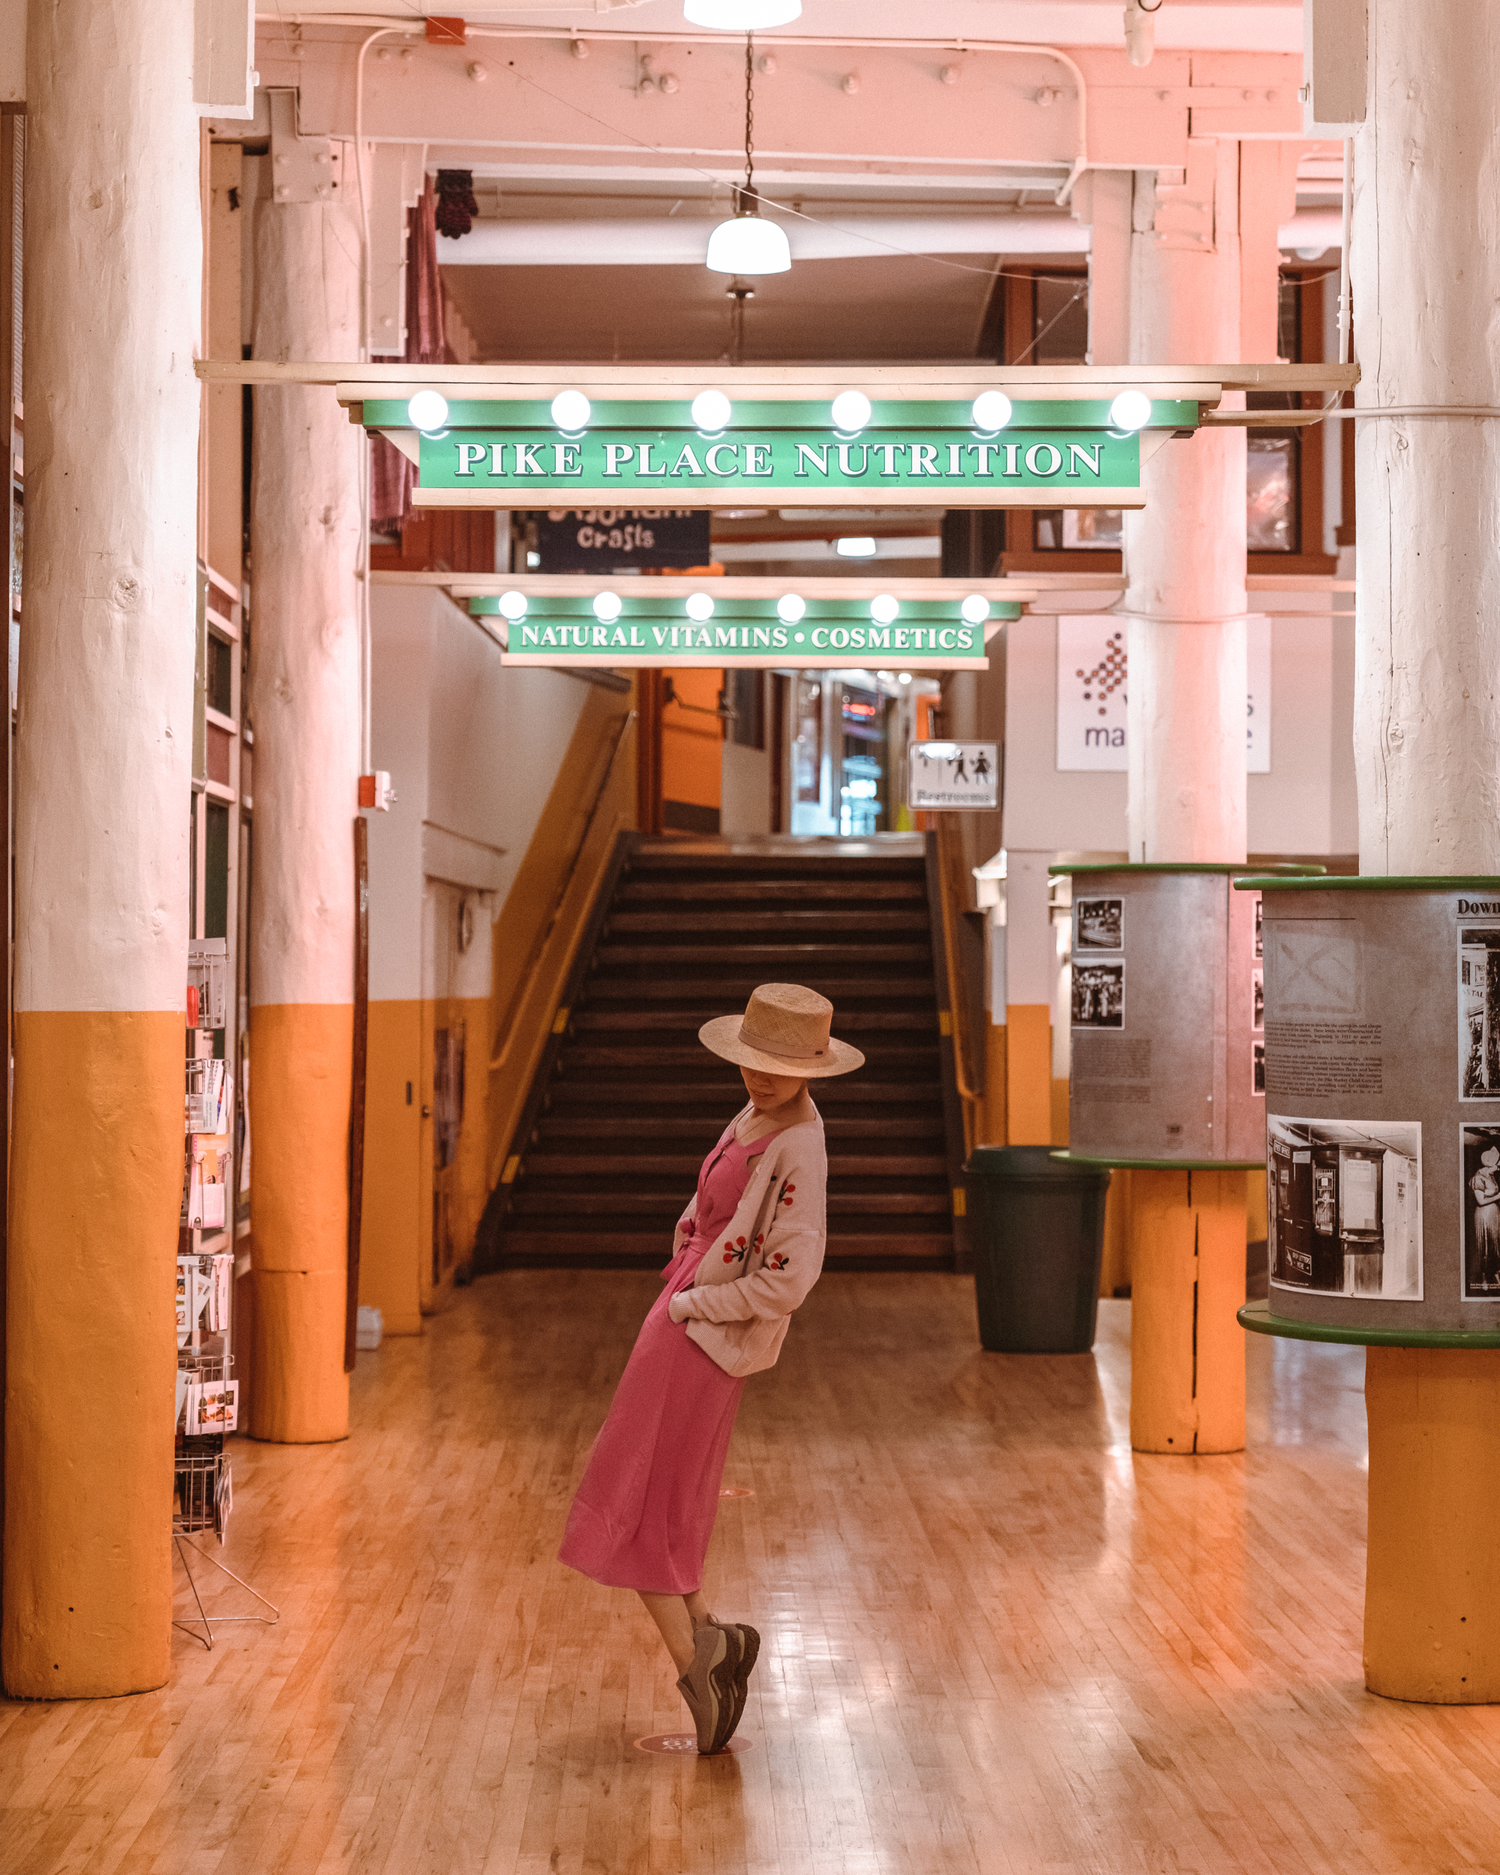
[933,818,985,1134]
[488,707,636,1075]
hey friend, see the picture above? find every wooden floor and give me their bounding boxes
[5,1274,1500,1874]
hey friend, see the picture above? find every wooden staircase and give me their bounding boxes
[480,836,966,1272]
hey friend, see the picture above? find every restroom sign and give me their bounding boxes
[908,742,999,810]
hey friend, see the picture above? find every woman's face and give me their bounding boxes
[741,1066,807,1112]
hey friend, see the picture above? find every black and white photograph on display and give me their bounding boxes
[1252,969,1264,1031]
[1253,1041,1265,1096]
[1254,894,1263,960]
[1460,1125,1500,1299]
[1459,923,1500,1098]
[1266,1117,1422,1300]
[1072,960,1124,1029]
[1075,897,1124,951]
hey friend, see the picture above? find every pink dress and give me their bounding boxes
[558,1119,785,1594]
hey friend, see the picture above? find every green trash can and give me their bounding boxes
[965,1146,1112,1353]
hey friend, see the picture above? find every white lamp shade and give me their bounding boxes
[706,212,791,276]
[685,0,802,26]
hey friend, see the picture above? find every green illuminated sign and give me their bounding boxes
[358,397,1196,508]
[468,592,1022,669]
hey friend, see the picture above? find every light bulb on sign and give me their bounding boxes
[870,594,900,625]
[960,595,990,625]
[831,389,871,433]
[971,391,1012,433]
[407,390,449,432]
[835,537,877,559]
[898,672,913,684]
[551,389,592,431]
[685,592,715,621]
[776,593,806,623]
[685,0,802,23]
[1109,389,1152,432]
[593,591,623,623]
[691,389,733,432]
[498,591,528,621]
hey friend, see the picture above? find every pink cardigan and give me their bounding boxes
[665,1105,828,1377]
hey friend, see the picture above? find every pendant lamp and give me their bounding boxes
[685,0,802,26]
[706,35,791,276]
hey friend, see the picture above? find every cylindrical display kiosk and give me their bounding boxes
[1057,864,1270,1165]
[1240,876,1500,1704]
[1051,863,1319,1455]
[1247,876,1500,1336]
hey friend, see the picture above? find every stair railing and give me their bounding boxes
[486,708,637,1191]
[933,815,986,1150]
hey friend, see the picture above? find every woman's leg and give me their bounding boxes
[638,1591,697,1674]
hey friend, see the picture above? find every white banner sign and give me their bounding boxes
[1056,614,1271,772]
[909,741,999,810]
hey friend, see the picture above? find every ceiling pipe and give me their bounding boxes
[435,207,1345,267]
[441,213,1092,265]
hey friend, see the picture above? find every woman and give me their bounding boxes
[558,982,863,1754]
[1472,1145,1500,1292]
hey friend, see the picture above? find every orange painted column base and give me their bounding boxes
[1365,1347,1500,1703]
[1129,1168,1246,1455]
[1004,1004,1052,1145]
[248,1002,352,1443]
[3,1009,183,1697]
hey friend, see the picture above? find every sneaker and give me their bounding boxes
[676,1621,735,1754]
[711,1620,761,1746]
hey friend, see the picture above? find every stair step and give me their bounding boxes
[508,1189,951,1218]
[617,878,927,904]
[495,1231,955,1269]
[628,853,925,876]
[543,1081,943,1107]
[533,1114,946,1143]
[594,943,934,967]
[555,1045,941,1073]
[521,1153,949,1179]
[580,976,937,1004]
[607,910,931,935]
[570,1007,937,1034]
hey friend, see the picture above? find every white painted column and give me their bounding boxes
[1123,142,1249,866]
[3,0,200,1696]
[1002,851,1056,1144]
[1351,0,1500,1705]
[1351,5,1500,875]
[247,189,363,1442]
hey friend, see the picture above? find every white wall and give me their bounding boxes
[722,741,771,835]
[1003,610,1357,859]
[368,582,594,1002]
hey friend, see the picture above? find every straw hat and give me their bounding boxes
[699,983,865,1078]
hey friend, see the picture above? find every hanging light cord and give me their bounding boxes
[741,33,756,213]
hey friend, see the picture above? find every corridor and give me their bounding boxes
[3,1275,1490,1875]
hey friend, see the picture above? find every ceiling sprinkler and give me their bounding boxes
[1123,0,1161,68]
